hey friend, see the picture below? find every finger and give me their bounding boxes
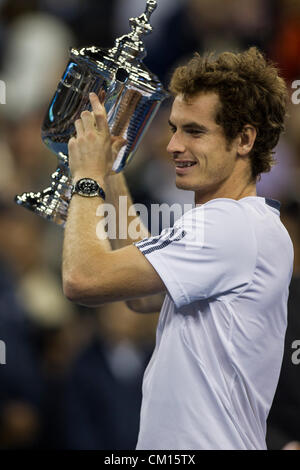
[91,112,99,129]
[80,110,95,132]
[74,118,84,137]
[68,137,80,167]
[89,92,109,133]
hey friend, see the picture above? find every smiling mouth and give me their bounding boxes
[175,161,197,168]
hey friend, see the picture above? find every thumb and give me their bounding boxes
[112,136,127,157]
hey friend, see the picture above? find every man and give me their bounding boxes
[62,47,294,450]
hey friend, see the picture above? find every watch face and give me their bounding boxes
[76,178,99,196]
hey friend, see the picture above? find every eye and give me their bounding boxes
[169,126,176,134]
[187,129,203,136]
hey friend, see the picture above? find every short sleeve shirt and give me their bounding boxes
[134,197,294,450]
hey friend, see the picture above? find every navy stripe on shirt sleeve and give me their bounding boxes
[135,228,187,255]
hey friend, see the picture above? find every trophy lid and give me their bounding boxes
[70,1,164,95]
[108,0,157,63]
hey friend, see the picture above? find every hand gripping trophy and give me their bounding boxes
[15,0,168,227]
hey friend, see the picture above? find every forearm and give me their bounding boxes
[63,186,111,293]
[62,190,165,308]
[105,172,150,250]
[105,173,164,313]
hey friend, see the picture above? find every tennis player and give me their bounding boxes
[62,47,294,450]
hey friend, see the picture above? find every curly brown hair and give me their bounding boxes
[169,47,288,180]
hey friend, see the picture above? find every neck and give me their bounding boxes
[194,171,257,205]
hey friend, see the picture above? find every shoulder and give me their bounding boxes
[178,198,254,235]
[178,198,257,266]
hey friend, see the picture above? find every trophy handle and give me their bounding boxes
[15,152,72,227]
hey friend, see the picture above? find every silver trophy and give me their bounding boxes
[15,0,168,227]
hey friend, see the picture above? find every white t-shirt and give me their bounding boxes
[134,197,294,450]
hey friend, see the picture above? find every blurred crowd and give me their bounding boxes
[0,0,299,450]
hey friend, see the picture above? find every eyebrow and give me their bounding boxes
[168,119,209,133]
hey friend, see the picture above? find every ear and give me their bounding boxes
[237,125,257,157]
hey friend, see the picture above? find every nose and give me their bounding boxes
[166,132,186,155]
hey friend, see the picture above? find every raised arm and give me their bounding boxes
[62,93,165,310]
[105,171,164,312]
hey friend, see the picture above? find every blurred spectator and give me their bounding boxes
[256,139,298,201]
[0,0,116,50]
[1,13,73,120]
[0,206,44,449]
[39,0,118,47]
[282,441,300,450]
[0,258,44,449]
[0,201,97,449]
[270,0,300,83]
[62,302,157,450]
[0,12,74,203]
[36,309,97,449]
[0,0,38,66]
[267,199,300,449]
[142,0,276,85]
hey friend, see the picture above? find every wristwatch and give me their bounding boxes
[71,178,106,200]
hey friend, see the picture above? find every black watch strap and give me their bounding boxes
[72,178,106,200]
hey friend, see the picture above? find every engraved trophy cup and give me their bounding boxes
[15,0,168,227]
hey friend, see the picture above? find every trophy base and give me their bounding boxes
[15,153,72,228]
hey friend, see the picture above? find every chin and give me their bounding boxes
[175,177,200,192]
